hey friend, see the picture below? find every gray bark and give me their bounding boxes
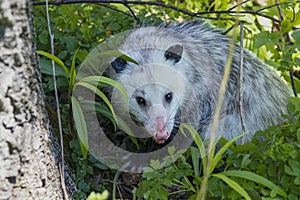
[0,0,64,199]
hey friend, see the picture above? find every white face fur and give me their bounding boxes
[114,60,188,144]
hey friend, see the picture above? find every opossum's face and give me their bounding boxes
[111,44,186,144]
[128,83,180,144]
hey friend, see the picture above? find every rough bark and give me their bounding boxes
[0,0,64,199]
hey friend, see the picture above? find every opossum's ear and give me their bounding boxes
[165,44,183,63]
[111,57,127,73]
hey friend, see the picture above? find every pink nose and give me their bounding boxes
[155,130,169,144]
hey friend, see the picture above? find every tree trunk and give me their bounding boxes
[0,0,64,199]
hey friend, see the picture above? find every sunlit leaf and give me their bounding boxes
[75,81,117,125]
[210,134,243,174]
[80,76,128,102]
[37,50,69,79]
[222,170,287,198]
[212,173,251,200]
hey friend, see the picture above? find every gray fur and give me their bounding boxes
[111,20,292,144]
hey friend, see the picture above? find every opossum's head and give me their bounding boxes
[111,44,187,144]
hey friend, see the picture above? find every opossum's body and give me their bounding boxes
[111,21,292,144]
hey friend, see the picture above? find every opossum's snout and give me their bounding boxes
[154,116,170,144]
[149,104,172,144]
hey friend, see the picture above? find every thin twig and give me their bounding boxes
[45,0,68,198]
[239,21,246,143]
[122,0,140,27]
[195,10,281,23]
[33,0,197,17]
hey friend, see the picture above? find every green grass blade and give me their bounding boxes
[75,81,117,125]
[71,96,88,159]
[190,147,200,177]
[83,101,117,130]
[80,76,128,102]
[212,173,251,200]
[69,47,79,95]
[82,100,138,149]
[179,123,207,175]
[210,134,243,174]
[221,170,287,198]
[113,171,121,200]
[37,50,69,79]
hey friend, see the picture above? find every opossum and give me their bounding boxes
[110,20,292,145]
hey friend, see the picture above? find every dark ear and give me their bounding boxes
[164,44,183,63]
[111,57,127,73]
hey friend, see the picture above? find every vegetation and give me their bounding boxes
[33,0,300,199]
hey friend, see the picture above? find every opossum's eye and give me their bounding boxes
[165,44,183,63]
[136,97,146,107]
[111,57,127,73]
[165,92,173,103]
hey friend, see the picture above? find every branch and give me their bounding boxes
[195,10,281,24]
[33,0,300,28]
[45,0,69,198]
[33,0,197,17]
[238,21,246,143]
[122,0,140,27]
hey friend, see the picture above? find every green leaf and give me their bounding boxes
[81,100,138,149]
[71,96,88,159]
[83,100,117,130]
[39,58,66,77]
[292,31,300,41]
[168,146,176,155]
[79,76,128,102]
[150,160,161,170]
[65,36,77,53]
[294,176,300,185]
[190,147,200,176]
[37,50,69,79]
[38,31,49,45]
[179,123,207,175]
[281,19,293,33]
[288,97,300,114]
[222,170,287,198]
[210,134,243,174]
[253,31,270,48]
[212,173,251,200]
[69,47,79,95]
[113,171,121,200]
[57,50,68,59]
[75,81,117,125]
